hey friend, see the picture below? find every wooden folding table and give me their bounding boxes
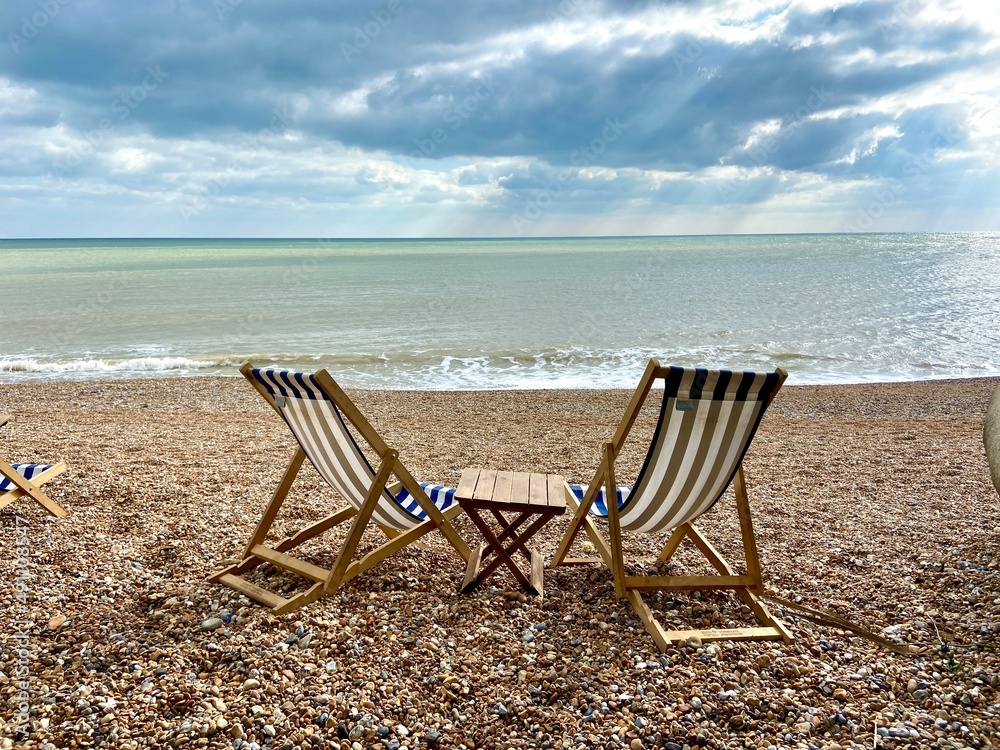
[455,468,566,597]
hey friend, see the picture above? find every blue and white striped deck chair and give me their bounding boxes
[552,359,791,650]
[210,365,471,614]
[0,414,68,517]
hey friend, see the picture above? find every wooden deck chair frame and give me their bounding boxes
[552,359,792,650]
[210,365,471,615]
[0,414,68,518]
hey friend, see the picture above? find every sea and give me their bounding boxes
[1,233,998,389]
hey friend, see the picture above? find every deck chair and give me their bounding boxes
[0,414,68,517]
[552,359,791,650]
[210,365,471,615]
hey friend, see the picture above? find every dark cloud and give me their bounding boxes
[0,0,996,235]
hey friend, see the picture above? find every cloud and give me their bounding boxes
[0,0,997,236]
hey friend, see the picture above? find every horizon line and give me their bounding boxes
[3,230,996,242]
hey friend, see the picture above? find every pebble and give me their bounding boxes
[5,377,1000,750]
[48,614,67,630]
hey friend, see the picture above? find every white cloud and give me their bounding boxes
[0,0,997,236]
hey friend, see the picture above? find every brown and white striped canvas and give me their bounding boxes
[618,366,781,533]
[250,368,424,531]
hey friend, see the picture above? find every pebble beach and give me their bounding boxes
[1,375,999,750]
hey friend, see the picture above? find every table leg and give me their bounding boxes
[492,510,534,560]
[462,507,532,592]
[461,543,486,593]
[529,548,544,597]
[472,512,554,592]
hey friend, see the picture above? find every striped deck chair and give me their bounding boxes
[0,414,68,517]
[552,359,791,650]
[210,365,471,615]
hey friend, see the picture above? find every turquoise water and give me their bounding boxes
[1,234,998,388]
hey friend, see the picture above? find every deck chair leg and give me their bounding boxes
[733,466,763,591]
[340,504,466,586]
[272,506,358,553]
[0,459,69,517]
[553,480,615,568]
[274,582,326,616]
[626,590,670,652]
[734,588,794,643]
[552,462,607,566]
[0,485,67,517]
[684,523,737,576]
[604,443,627,599]
[242,448,306,557]
[326,451,398,592]
[656,524,690,563]
[630,588,789,651]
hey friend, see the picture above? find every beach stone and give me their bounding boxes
[48,614,67,630]
[200,618,225,631]
[7,375,1000,750]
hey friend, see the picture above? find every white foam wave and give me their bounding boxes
[3,346,998,388]
[0,356,238,380]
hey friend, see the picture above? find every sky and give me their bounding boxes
[1,0,998,238]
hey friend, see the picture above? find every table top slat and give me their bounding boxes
[547,474,566,509]
[456,468,566,513]
[456,469,480,500]
[472,468,497,501]
[508,471,530,504]
[493,471,514,505]
[528,472,547,506]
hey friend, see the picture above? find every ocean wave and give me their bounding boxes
[2,347,997,388]
[0,356,239,379]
